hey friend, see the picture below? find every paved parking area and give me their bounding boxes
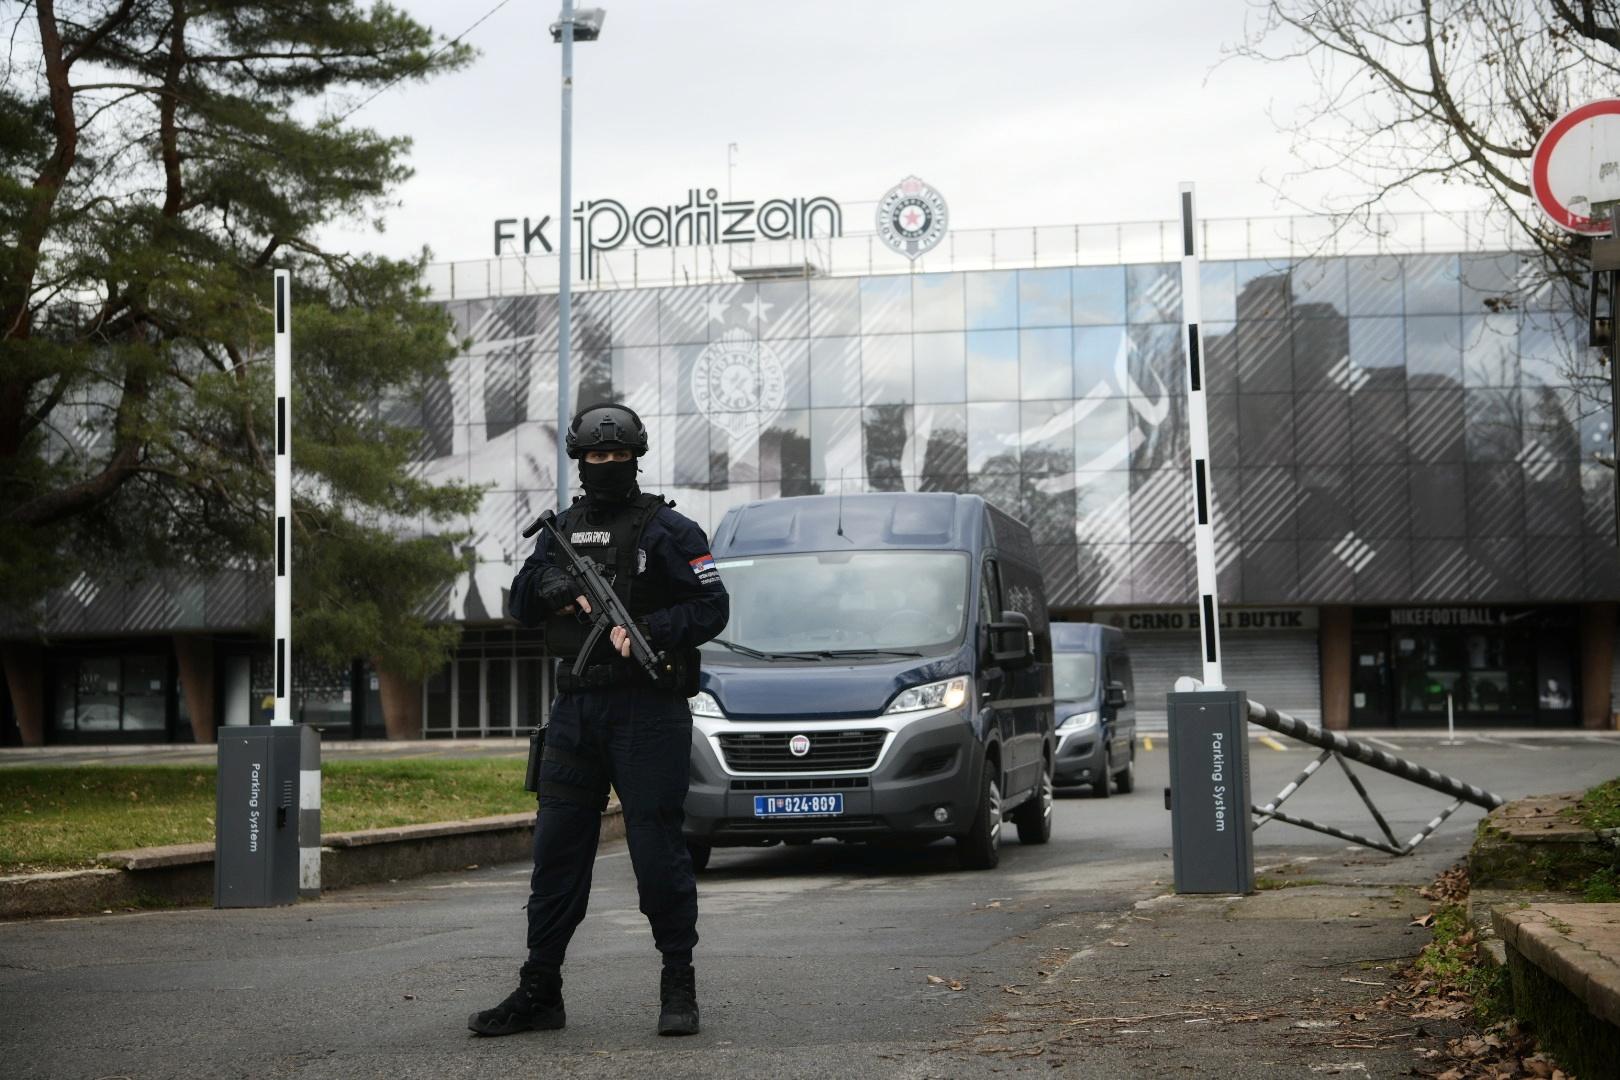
[3,738,1616,1078]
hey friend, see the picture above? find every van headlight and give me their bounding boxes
[1059,710,1099,732]
[689,691,724,718]
[884,676,969,714]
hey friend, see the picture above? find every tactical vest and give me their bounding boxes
[543,491,675,668]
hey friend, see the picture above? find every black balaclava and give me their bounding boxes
[579,457,640,504]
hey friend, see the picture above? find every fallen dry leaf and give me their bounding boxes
[927,975,945,985]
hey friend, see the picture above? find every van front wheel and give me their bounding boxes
[956,761,1002,870]
[1012,758,1053,845]
[1114,744,1136,794]
[1090,747,1113,799]
[686,841,712,873]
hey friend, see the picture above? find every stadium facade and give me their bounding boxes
[4,209,1618,744]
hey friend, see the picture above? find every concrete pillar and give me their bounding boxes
[375,660,423,740]
[1319,605,1352,731]
[0,642,45,746]
[1580,602,1616,731]
[172,634,217,744]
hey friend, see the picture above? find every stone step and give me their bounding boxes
[1493,902,1620,1078]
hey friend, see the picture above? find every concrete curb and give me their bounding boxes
[1494,903,1620,1028]
[0,804,624,920]
[1470,791,1618,891]
[1493,902,1620,1078]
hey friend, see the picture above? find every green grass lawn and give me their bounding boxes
[0,759,536,873]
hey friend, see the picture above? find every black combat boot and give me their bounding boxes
[657,963,700,1036]
[467,962,565,1036]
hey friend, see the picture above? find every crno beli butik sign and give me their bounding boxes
[1095,607,1318,633]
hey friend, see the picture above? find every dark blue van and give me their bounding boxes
[1050,622,1137,797]
[683,492,1055,871]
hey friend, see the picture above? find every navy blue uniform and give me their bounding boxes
[509,501,728,971]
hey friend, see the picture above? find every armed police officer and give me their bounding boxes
[470,403,728,1039]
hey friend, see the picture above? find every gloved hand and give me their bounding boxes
[538,573,580,614]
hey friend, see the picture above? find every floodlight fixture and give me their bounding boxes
[551,7,605,42]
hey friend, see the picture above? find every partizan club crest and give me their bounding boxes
[876,176,949,260]
[691,328,787,449]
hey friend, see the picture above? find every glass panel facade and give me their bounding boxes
[394,253,1617,612]
[32,249,1616,643]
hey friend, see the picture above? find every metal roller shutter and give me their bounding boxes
[1128,631,1321,730]
[1128,634,1202,732]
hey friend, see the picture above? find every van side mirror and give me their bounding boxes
[1105,681,1128,708]
[988,610,1033,668]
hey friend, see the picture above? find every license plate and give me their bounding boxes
[753,793,844,818]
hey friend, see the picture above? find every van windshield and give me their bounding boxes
[704,551,969,657]
[1053,653,1098,702]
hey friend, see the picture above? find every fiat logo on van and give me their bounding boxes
[789,734,811,757]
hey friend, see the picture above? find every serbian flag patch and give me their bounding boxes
[689,553,720,585]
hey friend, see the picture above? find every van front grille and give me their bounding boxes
[717,730,887,772]
[729,777,871,791]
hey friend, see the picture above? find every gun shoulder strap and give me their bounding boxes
[610,492,670,592]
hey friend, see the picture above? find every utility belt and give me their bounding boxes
[555,663,634,693]
[552,647,700,697]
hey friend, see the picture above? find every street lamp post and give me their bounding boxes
[550,4,604,511]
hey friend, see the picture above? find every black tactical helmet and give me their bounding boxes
[565,401,649,459]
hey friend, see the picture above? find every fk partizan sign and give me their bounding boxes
[490,177,957,280]
[493,189,843,279]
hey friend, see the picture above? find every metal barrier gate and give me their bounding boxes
[1243,695,1505,856]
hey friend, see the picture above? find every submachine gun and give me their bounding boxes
[522,509,673,684]
[519,509,677,792]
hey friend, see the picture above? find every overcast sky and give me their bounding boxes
[317,0,1486,265]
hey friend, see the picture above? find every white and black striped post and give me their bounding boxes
[1165,185,1252,894]
[274,269,293,727]
[273,269,322,899]
[1177,183,1224,688]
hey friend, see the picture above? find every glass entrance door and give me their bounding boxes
[1349,633,1391,726]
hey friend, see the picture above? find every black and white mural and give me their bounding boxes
[36,251,1620,634]
[406,252,1617,622]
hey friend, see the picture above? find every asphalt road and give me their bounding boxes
[3,734,1617,1079]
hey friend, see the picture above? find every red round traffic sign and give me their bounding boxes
[1531,98,1620,236]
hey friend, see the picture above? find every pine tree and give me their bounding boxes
[1,1,484,680]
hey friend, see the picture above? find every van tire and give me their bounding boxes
[956,761,1002,870]
[687,841,712,873]
[1091,747,1113,799]
[1013,757,1053,845]
[1114,744,1136,794]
